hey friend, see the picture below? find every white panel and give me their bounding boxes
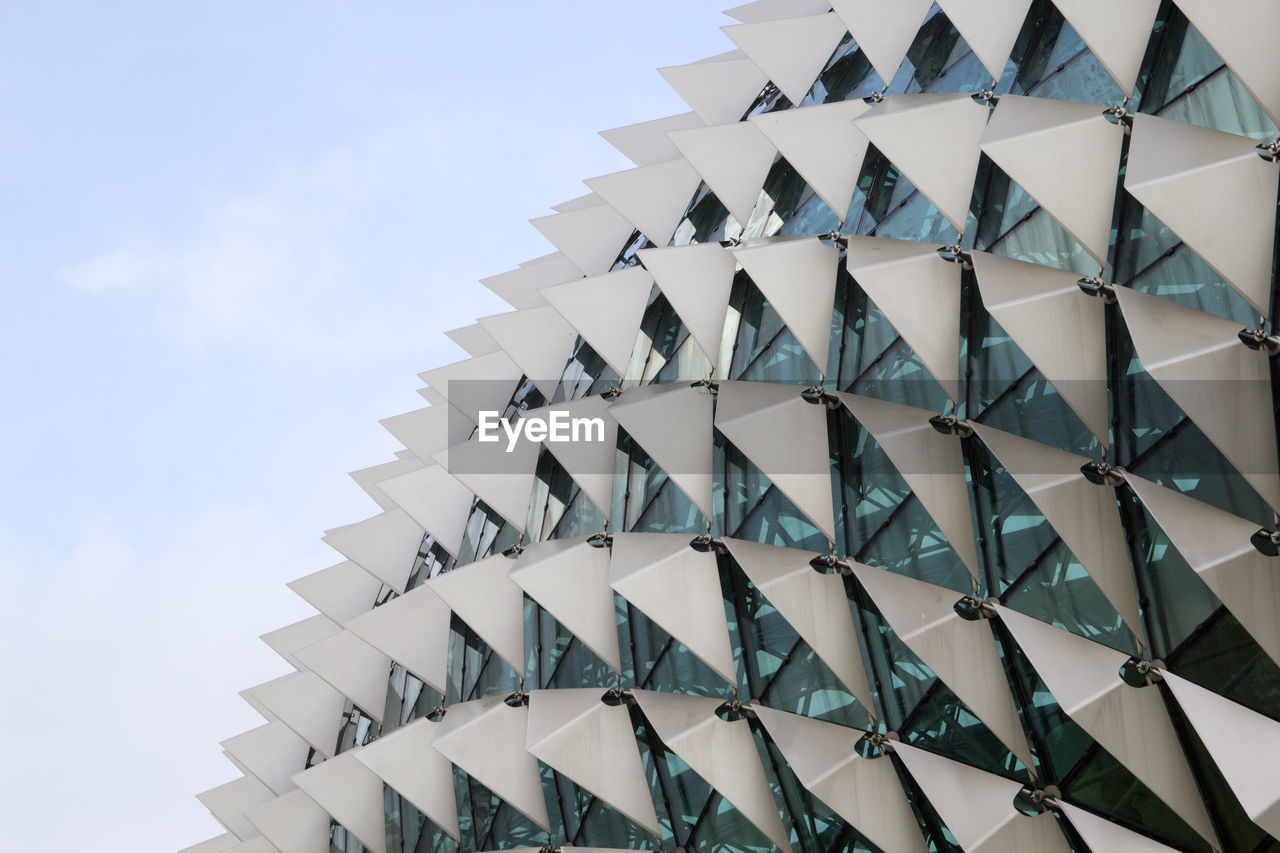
[731,236,839,372]
[540,265,655,378]
[525,395,618,518]
[291,751,388,853]
[261,615,341,671]
[508,538,621,672]
[837,393,980,579]
[631,690,791,849]
[431,696,550,831]
[847,562,1031,766]
[426,552,525,676]
[227,839,277,853]
[668,121,778,228]
[969,251,1108,441]
[419,350,524,426]
[599,111,706,167]
[377,465,475,557]
[1050,0,1159,95]
[346,583,452,693]
[355,718,460,840]
[245,790,331,853]
[1176,0,1280,126]
[1162,670,1280,839]
[845,237,961,400]
[293,631,391,725]
[752,706,925,852]
[995,606,1220,849]
[380,405,471,466]
[480,253,580,310]
[854,93,989,230]
[724,0,833,24]
[829,0,934,84]
[350,455,426,512]
[445,323,500,357]
[610,383,715,520]
[935,0,1035,81]
[1113,286,1280,509]
[530,204,638,277]
[322,509,424,595]
[723,12,851,105]
[552,192,607,213]
[722,538,873,711]
[197,775,274,842]
[610,532,736,685]
[246,671,346,759]
[715,381,835,541]
[478,305,579,400]
[287,562,382,627]
[979,95,1123,263]
[585,158,704,248]
[433,428,540,535]
[526,689,660,835]
[1126,114,1278,315]
[970,423,1144,642]
[751,99,871,220]
[658,50,771,126]
[180,835,240,853]
[1125,473,1280,667]
[1060,802,1181,853]
[221,722,311,796]
[638,241,737,368]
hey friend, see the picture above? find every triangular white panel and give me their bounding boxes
[431,696,550,831]
[224,838,275,853]
[969,251,1109,441]
[433,429,540,535]
[377,465,474,557]
[419,350,523,426]
[346,583,452,693]
[658,50,771,126]
[599,111,706,167]
[610,383,715,520]
[381,404,471,466]
[179,835,239,853]
[751,99,871,220]
[350,454,426,512]
[724,0,833,24]
[481,253,580,310]
[970,423,1143,641]
[322,509,425,595]
[292,751,388,853]
[1125,473,1280,667]
[526,689,660,835]
[845,237,961,400]
[293,631,390,725]
[1126,114,1279,315]
[847,562,1031,766]
[722,538,873,710]
[1162,670,1280,839]
[668,121,777,228]
[995,606,1220,849]
[222,722,311,796]
[541,265,655,377]
[478,305,579,400]
[751,706,924,852]
[1176,0,1280,126]
[631,690,791,849]
[446,323,500,357]
[979,95,1123,263]
[892,742,1070,852]
[1059,802,1181,853]
[523,395,618,519]
[244,671,346,759]
[508,538,621,673]
[637,241,737,367]
[731,236,839,372]
[829,0,934,84]
[585,159,703,249]
[715,381,835,541]
[197,775,274,842]
[723,12,851,105]
[355,718,460,840]
[1113,286,1280,509]
[610,533,736,685]
[837,393,980,579]
[553,192,607,213]
[530,204,637,277]
[427,552,525,675]
[244,790,331,853]
[854,93,989,230]
[261,614,341,671]
[1050,0,1159,95]
[935,0,1035,81]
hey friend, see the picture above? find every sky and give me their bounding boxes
[0,2,733,849]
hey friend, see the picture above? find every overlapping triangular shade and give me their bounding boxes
[1049,0,1159,95]
[599,111,705,167]
[354,718,460,840]
[243,671,346,759]
[375,465,474,556]
[658,50,771,126]
[287,562,382,627]
[346,583,452,693]
[445,323,499,357]
[722,12,851,105]
[244,789,331,853]
[260,614,340,671]
[531,204,637,277]
[322,509,425,595]
[1176,0,1280,127]
[426,552,526,676]
[292,752,388,853]
[293,631,390,725]
[179,835,238,853]
[724,0,833,25]
[751,99,871,220]
[433,429,541,535]
[480,253,579,310]
[585,159,703,249]
[349,453,426,511]
[523,395,618,518]
[731,235,839,372]
[478,305,579,399]
[829,0,933,85]
[668,121,777,228]
[541,265,655,378]
[381,404,470,466]
[196,775,273,843]
[420,350,523,425]
[508,538,620,672]
[609,383,714,519]
[638,241,737,367]
[935,0,1035,81]
[222,722,310,797]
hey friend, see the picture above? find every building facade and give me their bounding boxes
[186,1,1280,851]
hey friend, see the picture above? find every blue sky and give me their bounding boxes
[0,2,731,849]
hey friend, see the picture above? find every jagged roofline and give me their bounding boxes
[186,0,1280,851]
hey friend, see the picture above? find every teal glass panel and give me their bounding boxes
[452,766,548,851]
[524,599,615,691]
[446,615,520,705]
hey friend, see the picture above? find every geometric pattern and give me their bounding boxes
[185,2,1280,852]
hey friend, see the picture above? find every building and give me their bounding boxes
[184,1,1280,851]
